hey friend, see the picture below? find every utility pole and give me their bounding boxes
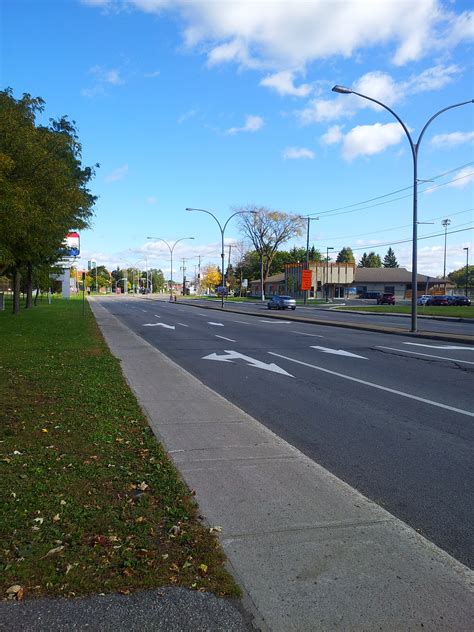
[198,255,202,295]
[442,218,451,284]
[181,257,186,296]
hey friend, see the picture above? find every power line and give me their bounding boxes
[349,225,473,252]
[318,207,474,243]
[304,161,474,218]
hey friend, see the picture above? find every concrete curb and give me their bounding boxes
[89,297,474,631]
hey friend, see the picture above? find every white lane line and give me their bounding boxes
[154,315,161,318]
[232,320,252,325]
[143,323,175,329]
[292,331,324,338]
[403,343,474,351]
[141,309,147,313]
[268,352,474,418]
[178,323,189,327]
[208,321,224,327]
[215,335,236,342]
[376,346,474,365]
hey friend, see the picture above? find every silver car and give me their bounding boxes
[267,295,296,310]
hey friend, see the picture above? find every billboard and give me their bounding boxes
[65,232,80,257]
[301,269,312,291]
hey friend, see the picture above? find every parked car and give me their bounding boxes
[446,295,471,306]
[376,293,395,305]
[417,295,431,305]
[267,295,296,310]
[426,295,449,306]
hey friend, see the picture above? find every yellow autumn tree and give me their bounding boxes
[201,265,222,291]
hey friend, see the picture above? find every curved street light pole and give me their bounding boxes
[147,237,195,300]
[332,86,473,332]
[186,208,257,308]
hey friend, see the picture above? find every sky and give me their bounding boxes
[2,0,473,279]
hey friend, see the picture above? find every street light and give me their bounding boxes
[147,237,194,301]
[326,247,334,302]
[186,208,257,308]
[464,247,469,297]
[300,216,319,305]
[332,85,473,332]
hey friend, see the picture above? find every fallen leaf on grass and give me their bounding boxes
[43,545,64,557]
[209,526,223,534]
[6,585,24,600]
[33,518,44,525]
[41,429,48,433]
[168,525,181,537]
[199,564,208,574]
[53,514,61,523]
[138,482,149,491]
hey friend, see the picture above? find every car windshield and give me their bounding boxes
[279,296,292,300]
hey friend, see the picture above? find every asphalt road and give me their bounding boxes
[98,296,474,568]
[187,297,474,336]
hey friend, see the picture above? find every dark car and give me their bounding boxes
[446,295,471,306]
[267,295,296,310]
[426,295,449,306]
[376,293,395,305]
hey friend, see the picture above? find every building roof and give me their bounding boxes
[250,272,285,285]
[354,267,446,283]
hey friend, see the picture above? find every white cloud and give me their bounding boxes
[342,122,406,160]
[282,147,314,160]
[105,164,129,183]
[84,1,473,71]
[177,109,196,124]
[321,125,344,145]
[144,70,161,78]
[447,167,474,189]
[431,131,474,148]
[82,64,125,97]
[260,71,311,97]
[298,64,462,124]
[146,196,158,204]
[226,115,264,135]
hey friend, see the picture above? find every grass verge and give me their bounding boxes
[0,298,240,600]
[333,305,473,318]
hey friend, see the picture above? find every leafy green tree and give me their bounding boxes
[336,247,355,264]
[358,251,382,268]
[448,265,473,290]
[0,88,97,313]
[148,268,166,292]
[383,247,399,268]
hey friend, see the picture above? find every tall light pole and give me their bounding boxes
[442,218,451,283]
[332,85,473,332]
[186,208,257,308]
[326,247,334,301]
[147,237,195,300]
[464,247,469,297]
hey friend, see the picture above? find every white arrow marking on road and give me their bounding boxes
[403,343,473,351]
[143,323,175,329]
[178,323,189,327]
[260,319,291,324]
[310,346,367,359]
[215,335,236,342]
[208,322,224,327]
[203,350,294,377]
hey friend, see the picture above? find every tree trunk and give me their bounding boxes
[13,267,21,315]
[34,287,40,306]
[25,262,33,309]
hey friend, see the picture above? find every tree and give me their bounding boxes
[358,251,382,268]
[148,268,166,292]
[336,247,355,264]
[448,265,473,289]
[201,265,221,291]
[237,206,305,299]
[0,88,97,313]
[383,247,399,268]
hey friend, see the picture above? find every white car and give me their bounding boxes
[417,295,431,305]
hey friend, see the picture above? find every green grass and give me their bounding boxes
[333,305,474,318]
[0,297,240,600]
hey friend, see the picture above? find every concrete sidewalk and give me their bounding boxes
[88,298,474,630]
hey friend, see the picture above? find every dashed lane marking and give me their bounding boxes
[376,346,474,365]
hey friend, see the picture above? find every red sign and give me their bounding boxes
[301,269,312,291]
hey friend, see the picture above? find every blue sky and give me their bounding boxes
[2,0,473,277]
